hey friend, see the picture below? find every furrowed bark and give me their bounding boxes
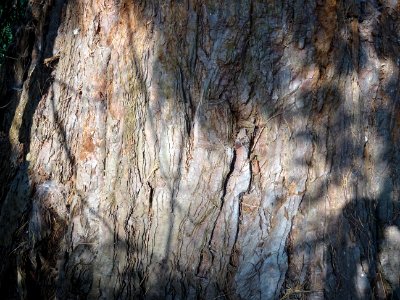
[0,0,399,299]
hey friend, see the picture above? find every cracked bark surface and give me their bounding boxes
[0,0,400,299]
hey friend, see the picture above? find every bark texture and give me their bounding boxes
[1,0,400,299]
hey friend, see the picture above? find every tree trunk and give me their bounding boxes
[1,0,400,299]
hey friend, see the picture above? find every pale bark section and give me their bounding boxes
[0,0,399,299]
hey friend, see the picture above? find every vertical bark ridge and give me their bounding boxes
[0,0,400,299]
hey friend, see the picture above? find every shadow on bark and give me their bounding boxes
[282,1,400,298]
[0,0,68,298]
[1,0,400,299]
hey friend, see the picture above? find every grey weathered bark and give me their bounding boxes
[1,0,400,299]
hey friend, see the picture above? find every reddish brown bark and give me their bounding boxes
[1,1,400,299]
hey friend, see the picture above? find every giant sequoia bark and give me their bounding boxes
[1,0,400,299]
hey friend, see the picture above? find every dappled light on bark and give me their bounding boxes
[0,0,399,299]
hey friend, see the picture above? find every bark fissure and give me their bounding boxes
[1,0,400,299]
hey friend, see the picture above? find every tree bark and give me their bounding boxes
[1,0,400,299]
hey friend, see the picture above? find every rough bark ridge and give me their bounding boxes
[0,0,400,299]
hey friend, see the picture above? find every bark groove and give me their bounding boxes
[0,0,400,299]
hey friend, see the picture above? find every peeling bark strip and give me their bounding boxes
[1,0,400,299]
